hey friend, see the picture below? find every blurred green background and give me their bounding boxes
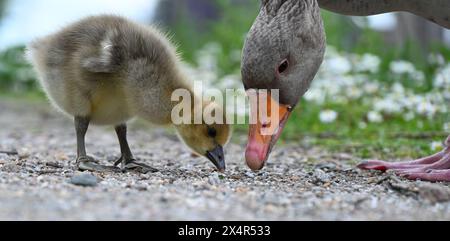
[0,0,449,160]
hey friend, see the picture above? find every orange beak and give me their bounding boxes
[245,90,293,171]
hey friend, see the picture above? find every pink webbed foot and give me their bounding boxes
[396,153,450,181]
[357,152,445,171]
[358,136,450,182]
[402,169,450,182]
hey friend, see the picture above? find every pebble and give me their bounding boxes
[135,184,148,191]
[208,172,221,185]
[0,153,10,160]
[69,173,99,187]
[18,148,31,159]
[312,169,331,184]
[258,172,269,178]
[245,171,255,178]
[315,162,337,171]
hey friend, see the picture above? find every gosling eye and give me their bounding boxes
[207,127,217,138]
[277,59,289,74]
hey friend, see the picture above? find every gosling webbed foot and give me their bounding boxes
[124,161,159,174]
[77,156,121,173]
[114,156,158,174]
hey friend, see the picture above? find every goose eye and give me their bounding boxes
[278,59,289,74]
[207,127,217,138]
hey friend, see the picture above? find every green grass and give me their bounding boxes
[0,89,45,101]
[284,101,447,159]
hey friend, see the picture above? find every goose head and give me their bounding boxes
[241,0,326,170]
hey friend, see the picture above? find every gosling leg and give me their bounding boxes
[75,116,120,172]
[114,124,158,174]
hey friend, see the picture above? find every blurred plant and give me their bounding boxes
[0,46,37,92]
[162,0,258,75]
[0,0,6,19]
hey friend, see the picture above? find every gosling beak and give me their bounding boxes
[245,91,293,171]
[206,145,226,172]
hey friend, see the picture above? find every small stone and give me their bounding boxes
[290,175,301,181]
[18,148,31,159]
[230,175,242,180]
[46,162,63,169]
[69,173,98,187]
[208,172,221,185]
[235,187,249,193]
[367,177,378,184]
[0,153,9,161]
[135,184,148,191]
[55,152,69,161]
[312,169,331,184]
[315,162,337,170]
[258,172,269,178]
[245,171,255,178]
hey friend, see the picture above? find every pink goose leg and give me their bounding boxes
[358,136,450,182]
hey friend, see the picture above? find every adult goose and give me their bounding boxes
[241,0,450,181]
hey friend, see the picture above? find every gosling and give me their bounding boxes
[27,15,231,173]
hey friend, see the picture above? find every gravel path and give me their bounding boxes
[1,99,450,220]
